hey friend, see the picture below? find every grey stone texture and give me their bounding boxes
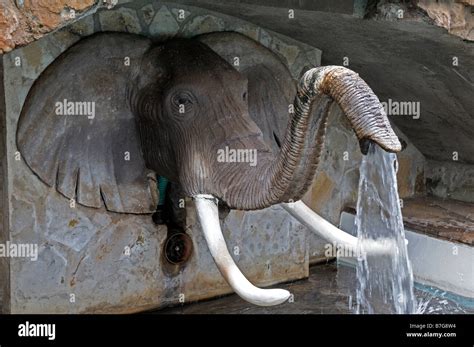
[0,58,9,313]
[426,160,474,203]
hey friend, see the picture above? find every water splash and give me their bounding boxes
[355,143,416,314]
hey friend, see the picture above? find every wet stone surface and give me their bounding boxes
[159,262,474,314]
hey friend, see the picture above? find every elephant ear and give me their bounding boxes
[17,33,157,214]
[196,32,296,153]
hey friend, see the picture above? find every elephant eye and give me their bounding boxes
[242,91,247,101]
[172,92,192,105]
[177,96,189,105]
[171,91,195,115]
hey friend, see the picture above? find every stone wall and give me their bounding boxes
[426,159,474,203]
[418,0,474,41]
[0,0,109,54]
[176,0,356,14]
[1,0,321,313]
[0,0,428,312]
[2,0,472,55]
[0,57,10,313]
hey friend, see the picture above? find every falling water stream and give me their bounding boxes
[355,143,417,314]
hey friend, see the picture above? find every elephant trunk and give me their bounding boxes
[217,66,401,210]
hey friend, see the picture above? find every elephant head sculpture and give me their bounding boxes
[17,32,401,307]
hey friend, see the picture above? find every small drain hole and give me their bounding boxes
[164,232,193,265]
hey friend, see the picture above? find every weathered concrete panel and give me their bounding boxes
[426,159,474,203]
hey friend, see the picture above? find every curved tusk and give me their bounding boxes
[194,194,291,306]
[282,200,399,256]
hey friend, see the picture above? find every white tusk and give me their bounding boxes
[282,200,398,256]
[194,194,291,306]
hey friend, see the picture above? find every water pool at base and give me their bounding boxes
[160,262,474,314]
[338,261,473,314]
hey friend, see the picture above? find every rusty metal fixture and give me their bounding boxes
[164,232,193,265]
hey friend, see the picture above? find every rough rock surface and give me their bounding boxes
[418,0,474,41]
[1,0,473,54]
[0,0,105,53]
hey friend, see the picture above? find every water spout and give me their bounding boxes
[355,143,417,314]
